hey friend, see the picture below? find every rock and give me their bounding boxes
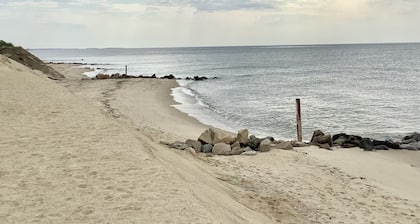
[201,144,213,153]
[258,139,272,152]
[169,141,190,150]
[161,74,175,79]
[193,76,208,81]
[247,135,261,150]
[360,138,374,151]
[110,73,120,79]
[400,143,419,151]
[212,143,231,155]
[198,128,235,145]
[373,140,400,149]
[275,141,293,150]
[219,135,236,145]
[263,136,275,142]
[186,139,202,153]
[403,132,420,142]
[95,74,109,79]
[236,129,249,144]
[333,133,363,148]
[185,147,197,156]
[402,138,417,144]
[333,133,349,146]
[310,130,332,147]
[231,141,241,150]
[230,147,246,155]
[373,145,389,150]
[243,146,253,152]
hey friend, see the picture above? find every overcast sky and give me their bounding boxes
[1,0,419,48]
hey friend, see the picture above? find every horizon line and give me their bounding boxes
[28,41,420,50]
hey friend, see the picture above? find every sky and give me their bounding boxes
[1,0,419,48]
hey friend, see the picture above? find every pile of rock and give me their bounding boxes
[92,73,215,81]
[164,128,294,156]
[310,130,420,151]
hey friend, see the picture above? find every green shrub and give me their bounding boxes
[0,40,15,48]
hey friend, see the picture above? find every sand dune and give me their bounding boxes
[1,56,420,223]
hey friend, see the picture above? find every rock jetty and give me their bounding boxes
[310,130,420,151]
[92,73,215,81]
[163,128,296,156]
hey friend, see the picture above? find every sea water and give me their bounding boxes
[31,43,420,140]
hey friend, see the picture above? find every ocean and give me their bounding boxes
[31,43,420,141]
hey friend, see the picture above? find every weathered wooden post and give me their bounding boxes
[125,65,128,76]
[296,98,302,142]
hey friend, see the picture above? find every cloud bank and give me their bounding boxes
[0,0,419,48]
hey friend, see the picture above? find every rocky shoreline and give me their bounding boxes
[93,72,215,81]
[163,128,420,156]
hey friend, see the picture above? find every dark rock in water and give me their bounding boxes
[247,135,261,150]
[372,140,400,149]
[151,74,156,78]
[310,130,332,147]
[161,74,175,79]
[201,144,213,153]
[360,138,374,151]
[373,145,389,150]
[193,76,208,81]
[186,139,202,153]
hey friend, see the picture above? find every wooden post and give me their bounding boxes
[125,65,128,76]
[296,98,302,142]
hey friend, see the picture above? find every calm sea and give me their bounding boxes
[31,43,420,141]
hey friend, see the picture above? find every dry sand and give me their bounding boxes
[1,58,420,223]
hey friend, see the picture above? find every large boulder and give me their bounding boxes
[198,128,235,145]
[258,139,272,152]
[186,139,202,153]
[236,129,249,144]
[275,141,293,150]
[310,130,332,147]
[212,143,231,155]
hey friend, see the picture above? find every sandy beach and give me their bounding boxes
[1,55,420,223]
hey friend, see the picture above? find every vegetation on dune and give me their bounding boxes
[0,40,15,48]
